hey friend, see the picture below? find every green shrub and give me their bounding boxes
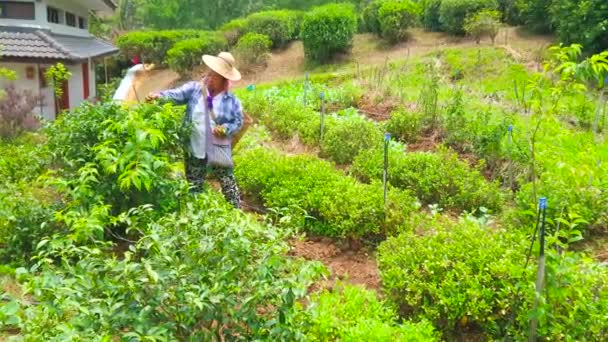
[116,30,206,65]
[378,218,528,335]
[378,217,608,339]
[362,0,383,34]
[301,3,358,63]
[301,284,438,341]
[352,146,503,212]
[235,147,419,238]
[549,0,608,53]
[0,183,61,265]
[464,9,502,44]
[0,134,49,186]
[421,0,444,31]
[234,33,272,69]
[220,18,249,46]
[439,0,499,35]
[321,112,383,164]
[246,10,301,48]
[385,108,424,143]
[12,193,323,340]
[166,34,228,75]
[516,0,552,33]
[378,0,421,43]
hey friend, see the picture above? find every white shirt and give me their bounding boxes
[190,91,224,159]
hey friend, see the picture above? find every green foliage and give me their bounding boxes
[166,34,229,75]
[464,9,502,44]
[379,215,608,339]
[246,10,301,48]
[10,194,323,340]
[362,0,383,34]
[0,183,61,265]
[439,0,499,35]
[515,0,552,33]
[421,0,443,31]
[235,147,419,238]
[352,145,503,212]
[301,3,358,63]
[301,284,438,341]
[321,112,383,164]
[385,108,424,143]
[220,18,250,45]
[116,30,211,66]
[234,33,272,69]
[549,0,608,54]
[44,63,72,99]
[378,0,421,43]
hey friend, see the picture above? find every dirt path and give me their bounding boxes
[289,238,380,291]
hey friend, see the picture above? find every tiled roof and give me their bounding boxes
[0,28,118,61]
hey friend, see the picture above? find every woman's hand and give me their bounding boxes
[213,126,227,137]
[145,93,161,102]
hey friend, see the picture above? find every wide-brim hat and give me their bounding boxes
[202,52,242,81]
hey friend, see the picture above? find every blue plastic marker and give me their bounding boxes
[508,124,514,133]
[247,84,255,92]
[385,133,391,142]
[539,197,547,210]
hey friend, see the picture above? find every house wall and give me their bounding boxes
[0,0,92,37]
[1,61,95,121]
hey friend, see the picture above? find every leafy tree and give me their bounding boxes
[515,0,552,33]
[464,9,502,44]
[377,0,421,43]
[549,0,608,54]
[439,0,499,35]
[420,0,443,31]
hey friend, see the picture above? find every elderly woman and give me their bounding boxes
[147,52,244,208]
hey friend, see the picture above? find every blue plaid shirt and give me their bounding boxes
[160,81,244,137]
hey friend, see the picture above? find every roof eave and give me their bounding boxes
[102,0,117,11]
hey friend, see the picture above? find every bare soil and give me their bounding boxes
[289,237,381,291]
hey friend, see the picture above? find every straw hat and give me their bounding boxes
[202,52,242,81]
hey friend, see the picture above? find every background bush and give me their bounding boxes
[421,0,444,31]
[439,0,499,35]
[301,3,358,63]
[166,34,228,75]
[549,0,608,53]
[515,0,552,33]
[246,10,301,48]
[464,9,502,44]
[378,0,421,43]
[234,33,273,69]
[220,18,249,46]
[116,30,206,65]
[362,0,383,34]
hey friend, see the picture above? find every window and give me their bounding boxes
[78,16,86,29]
[66,12,76,27]
[47,6,60,23]
[0,1,35,20]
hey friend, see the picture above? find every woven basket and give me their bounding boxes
[232,112,254,148]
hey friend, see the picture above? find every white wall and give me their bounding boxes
[0,62,55,121]
[0,0,92,37]
[0,61,95,121]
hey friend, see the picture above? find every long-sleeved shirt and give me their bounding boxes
[159,81,244,137]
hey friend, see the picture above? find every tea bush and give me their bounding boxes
[384,108,424,143]
[246,10,301,48]
[321,112,383,164]
[0,183,62,265]
[378,216,608,339]
[300,284,438,341]
[352,145,503,212]
[378,0,421,43]
[116,30,206,65]
[301,3,358,62]
[235,147,419,238]
[439,0,499,35]
[10,194,324,340]
[166,34,228,75]
[220,18,249,46]
[463,9,502,44]
[234,33,272,69]
[0,134,50,186]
